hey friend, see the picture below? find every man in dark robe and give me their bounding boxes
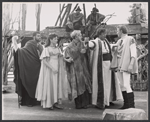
[85,7,105,37]
[66,6,85,32]
[13,32,43,107]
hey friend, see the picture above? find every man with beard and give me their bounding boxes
[13,32,43,107]
[85,7,105,37]
[66,6,85,32]
[84,28,123,109]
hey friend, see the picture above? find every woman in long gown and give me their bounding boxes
[35,33,66,110]
[64,30,92,109]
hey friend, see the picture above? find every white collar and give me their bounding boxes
[120,34,127,40]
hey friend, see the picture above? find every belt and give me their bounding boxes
[103,53,111,61]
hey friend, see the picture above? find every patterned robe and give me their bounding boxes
[64,39,92,100]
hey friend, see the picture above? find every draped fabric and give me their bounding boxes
[13,40,43,105]
[17,40,42,98]
[13,50,22,96]
[90,38,104,108]
[90,38,122,108]
[68,13,84,24]
[64,40,92,101]
[87,13,105,25]
[112,36,138,74]
[35,47,68,108]
[66,13,85,32]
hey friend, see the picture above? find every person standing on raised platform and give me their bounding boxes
[85,7,105,37]
[66,6,85,32]
[111,25,138,109]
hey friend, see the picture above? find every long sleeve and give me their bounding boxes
[12,36,19,52]
[130,43,137,58]
[40,47,50,60]
[89,40,96,50]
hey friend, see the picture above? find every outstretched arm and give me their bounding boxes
[12,36,19,52]
[83,37,96,50]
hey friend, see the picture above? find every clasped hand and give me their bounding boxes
[65,57,73,63]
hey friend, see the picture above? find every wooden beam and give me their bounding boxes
[63,4,72,27]
[44,24,148,37]
[35,4,42,31]
[18,4,21,30]
[105,24,148,35]
[59,4,61,26]
[141,35,148,38]
[55,4,65,26]
[22,4,27,31]
[59,4,68,27]
[83,4,86,26]
[6,24,148,38]
[71,4,78,13]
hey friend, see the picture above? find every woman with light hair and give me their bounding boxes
[64,30,92,109]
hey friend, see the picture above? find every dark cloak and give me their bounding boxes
[14,40,43,99]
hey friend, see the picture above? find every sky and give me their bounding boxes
[3,2,148,31]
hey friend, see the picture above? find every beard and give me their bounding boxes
[35,38,41,42]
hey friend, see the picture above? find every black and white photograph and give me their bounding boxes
[2,2,148,120]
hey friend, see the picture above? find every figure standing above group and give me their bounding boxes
[66,6,105,37]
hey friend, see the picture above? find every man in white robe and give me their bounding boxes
[84,28,122,109]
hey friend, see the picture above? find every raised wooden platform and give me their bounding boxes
[43,23,148,37]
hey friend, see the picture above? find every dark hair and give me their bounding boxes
[33,31,40,37]
[117,25,128,34]
[45,33,58,47]
[96,28,106,36]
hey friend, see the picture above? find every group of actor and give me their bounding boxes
[12,24,138,110]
